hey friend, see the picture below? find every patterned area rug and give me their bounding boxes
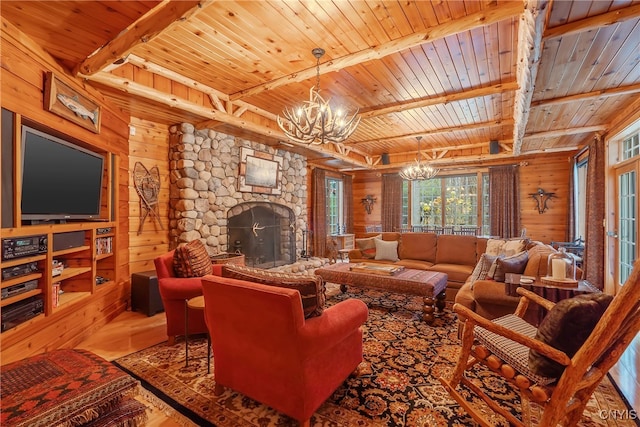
[114,285,635,426]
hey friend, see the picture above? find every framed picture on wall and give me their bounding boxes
[245,155,279,188]
[238,147,283,194]
[44,72,101,134]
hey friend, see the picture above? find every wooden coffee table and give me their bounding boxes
[315,262,447,324]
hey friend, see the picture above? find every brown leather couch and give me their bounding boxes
[348,232,488,301]
[454,242,566,320]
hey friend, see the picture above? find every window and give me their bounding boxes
[326,177,345,235]
[404,172,487,232]
[622,132,640,160]
[574,156,588,242]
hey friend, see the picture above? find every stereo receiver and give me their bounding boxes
[2,235,47,261]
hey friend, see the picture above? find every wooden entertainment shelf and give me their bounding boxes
[1,222,118,329]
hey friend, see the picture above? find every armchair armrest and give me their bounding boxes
[513,286,556,318]
[453,303,571,366]
[158,277,203,300]
[299,298,368,356]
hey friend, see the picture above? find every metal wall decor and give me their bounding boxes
[529,188,555,214]
[361,194,377,214]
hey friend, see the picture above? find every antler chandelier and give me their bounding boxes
[277,48,360,145]
[399,136,439,180]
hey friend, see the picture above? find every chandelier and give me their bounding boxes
[399,136,439,180]
[277,48,360,145]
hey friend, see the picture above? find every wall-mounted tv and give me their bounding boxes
[21,125,105,222]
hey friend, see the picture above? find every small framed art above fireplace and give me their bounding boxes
[238,147,283,195]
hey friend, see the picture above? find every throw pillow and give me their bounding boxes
[493,251,529,282]
[502,238,529,256]
[529,293,613,378]
[221,265,325,318]
[485,239,506,256]
[374,238,399,262]
[173,240,213,278]
[469,253,499,288]
[356,234,381,259]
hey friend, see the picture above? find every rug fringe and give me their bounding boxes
[137,387,197,426]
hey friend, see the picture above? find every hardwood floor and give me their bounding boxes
[76,310,640,426]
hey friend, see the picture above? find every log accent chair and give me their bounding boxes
[201,274,369,427]
[440,258,640,427]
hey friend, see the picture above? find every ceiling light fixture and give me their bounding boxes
[277,48,360,145]
[399,136,439,180]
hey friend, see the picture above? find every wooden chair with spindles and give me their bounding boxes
[440,258,640,427]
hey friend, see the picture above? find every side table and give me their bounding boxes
[131,270,164,316]
[185,296,211,373]
[504,275,600,325]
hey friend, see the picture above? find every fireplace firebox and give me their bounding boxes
[227,202,296,268]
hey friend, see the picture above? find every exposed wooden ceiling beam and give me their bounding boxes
[74,0,213,76]
[125,54,278,121]
[543,2,640,40]
[359,82,519,119]
[512,0,550,156]
[531,83,640,108]
[524,125,607,140]
[229,2,523,101]
[83,71,372,169]
[351,119,514,146]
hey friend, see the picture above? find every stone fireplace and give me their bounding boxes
[227,202,296,268]
[168,123,308,260]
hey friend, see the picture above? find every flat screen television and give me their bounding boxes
[21,125,105,222]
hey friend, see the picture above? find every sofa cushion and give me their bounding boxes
[428,263,473,284]
[486,238,528,257]
[173,239,213,278]
[398,233,437,262]
[529,293,613,378]
[523,243,557,277]
[469,253,499,287]
[355,234,381,259]
[435,235,477,266]
[221,265,325,318]
[374,238,399,262]
[493,251,529,282]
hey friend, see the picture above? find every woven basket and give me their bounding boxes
[210,252,245,266]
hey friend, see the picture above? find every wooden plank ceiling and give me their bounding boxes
[2,0,639,170]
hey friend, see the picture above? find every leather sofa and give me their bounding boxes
[454,242,570,320]
[348,232,488,301]
[201,273,368,426]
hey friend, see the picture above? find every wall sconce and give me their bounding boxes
[529,188,555,214]
[361,194,377,215]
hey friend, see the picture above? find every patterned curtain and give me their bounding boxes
[583,134,605,288]
[382,173,403,232]
[489,165,520,238]
[343,173,354,233]
[311,168,326,258]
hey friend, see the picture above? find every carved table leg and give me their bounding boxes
[423,296,435,324]
[423,291,447,324]
[436,290,446,312]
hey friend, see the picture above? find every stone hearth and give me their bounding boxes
[168,123,308,258]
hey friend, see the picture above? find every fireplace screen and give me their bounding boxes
[227,202,296,268]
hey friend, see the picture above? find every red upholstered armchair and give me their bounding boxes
[153,250,222,344]
[201,274,368,427]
